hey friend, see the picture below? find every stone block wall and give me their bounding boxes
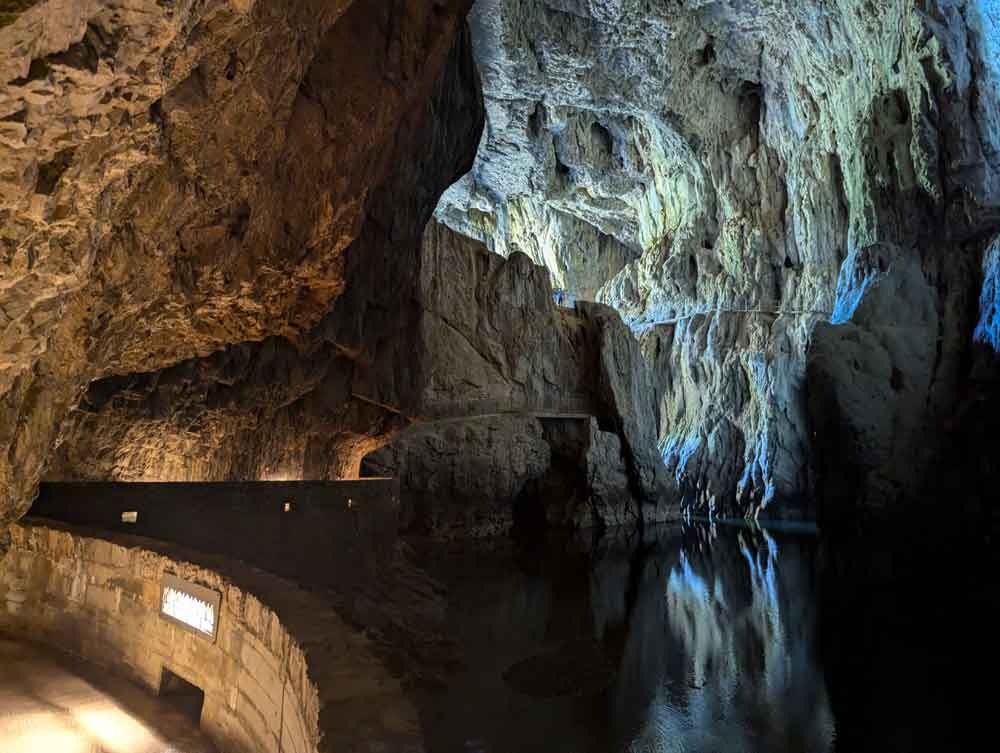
[0,521,422,753]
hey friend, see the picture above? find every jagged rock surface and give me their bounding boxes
[27,10,669,537]
[365,222,668,536]
[436,0,1000,517]
[43,18,486,487]
[51,219,668,536]
[5,0,1000,531]
[0,0,475,525]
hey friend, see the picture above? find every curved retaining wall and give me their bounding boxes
[0,520,421,753]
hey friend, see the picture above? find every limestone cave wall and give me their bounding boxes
[0,0,477,529]
[437,0,1000,518]
[364,220,669,536]
[46,216,670,535]
[3,0,999,534]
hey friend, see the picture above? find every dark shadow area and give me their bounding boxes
[407,519,991,753]
[160,668,205,727]
[28,480,399,591]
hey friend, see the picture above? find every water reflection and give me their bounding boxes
[417,519,991,752]
[418,522,839,752]
[607,523,833,752]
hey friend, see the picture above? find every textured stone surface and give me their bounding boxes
[416,220,593,418]
[808,251,981,520]
[362,222,666,536]
[0,0,475,527]
[5,0,1000,530]
[0,520,423,753]
[44,26,485,486]
[438,0,1000,517]
[364,415,553,537]
[45,216,666,536]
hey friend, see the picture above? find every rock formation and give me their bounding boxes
[436,0,1000,519]
[807,251,979,520]
[50,217,669,536]
[3,0,1000,533]
[364,220,667,536]
[0,0,477,528]
[39,12,484,482]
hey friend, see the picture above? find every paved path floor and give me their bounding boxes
[0,637,216,753]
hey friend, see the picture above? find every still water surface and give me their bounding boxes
[414,521,990,753]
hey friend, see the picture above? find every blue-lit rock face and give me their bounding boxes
[438,0,1000,517]
[974,237,1000,351]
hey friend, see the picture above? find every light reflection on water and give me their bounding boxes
[419,520,990,752]
[418,521,839,753]
[614,524,834,753]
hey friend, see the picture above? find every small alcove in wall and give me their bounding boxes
[160,667,206,725]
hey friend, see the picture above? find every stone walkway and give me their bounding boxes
[0,637,216,753]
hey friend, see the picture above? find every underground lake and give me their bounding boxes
[410,520,993,753]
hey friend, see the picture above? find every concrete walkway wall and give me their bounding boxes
[0,521,422,753]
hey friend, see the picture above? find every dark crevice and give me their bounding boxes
[698,37,716,66]
[35,148,75,195]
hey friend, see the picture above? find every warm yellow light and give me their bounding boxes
[0,702,168,753]
[0,712,91,753]
[0,639,209,753]
[75,705,160,753]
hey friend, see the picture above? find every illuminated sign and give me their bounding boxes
[159,575,221,641]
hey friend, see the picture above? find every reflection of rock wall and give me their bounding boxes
[601,524,834,753]
[414,523,834,752]
[438,0,1000,518]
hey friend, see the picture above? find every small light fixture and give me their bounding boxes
[283,500,293,513]
[347,498,353,509]
[121,511,138,524]
[160,575,221,641]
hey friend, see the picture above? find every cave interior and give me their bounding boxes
[0,1,998,752]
